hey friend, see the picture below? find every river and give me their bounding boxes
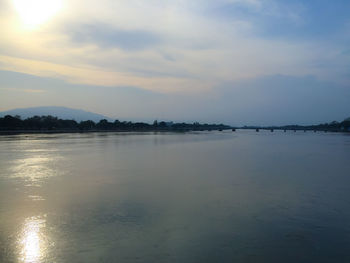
[1,130,350,262]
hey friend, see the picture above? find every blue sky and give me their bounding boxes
[0,0,349,125]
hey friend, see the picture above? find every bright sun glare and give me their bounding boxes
[19,216,47,263]
[13,0,62,29]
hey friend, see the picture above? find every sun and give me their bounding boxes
[13,0,62,29]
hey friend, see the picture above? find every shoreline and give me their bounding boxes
[0,128,348,136]
[0,129,229,135]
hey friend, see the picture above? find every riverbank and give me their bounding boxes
[0,128,233,135]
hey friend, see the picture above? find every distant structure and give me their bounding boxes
[240,117,350,133]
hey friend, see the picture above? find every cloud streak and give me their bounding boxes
[67,24,162,50]
[0,87,46,93]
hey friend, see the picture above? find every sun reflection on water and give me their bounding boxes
[11,154,63,185]
[19,216,47,263]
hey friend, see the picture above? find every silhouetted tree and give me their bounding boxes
[79,120,95,130]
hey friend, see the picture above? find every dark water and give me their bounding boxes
[0,131,350,263]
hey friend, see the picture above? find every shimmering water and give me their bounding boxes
[0,131,350,263]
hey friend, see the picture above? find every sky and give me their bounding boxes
[0,0,349,125]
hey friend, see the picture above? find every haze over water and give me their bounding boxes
[1,131,350,262]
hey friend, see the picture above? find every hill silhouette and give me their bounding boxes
[0,106,111,122]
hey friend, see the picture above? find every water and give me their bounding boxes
[0,130,350,263]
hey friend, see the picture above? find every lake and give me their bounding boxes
[0,130,350,263]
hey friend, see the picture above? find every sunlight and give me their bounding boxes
[13,0,62,29]
[10,152,63,185]
[19,216,47,263]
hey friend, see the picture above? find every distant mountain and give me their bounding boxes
[0,106,112,122]
[345,117,350,122]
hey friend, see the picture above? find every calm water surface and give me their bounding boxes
[0,131,350,263]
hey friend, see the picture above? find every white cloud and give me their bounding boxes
[0,0,348,94]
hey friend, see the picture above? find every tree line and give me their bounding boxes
[1,115,349,133]
[0,115,231,132]
[241,119,350,132]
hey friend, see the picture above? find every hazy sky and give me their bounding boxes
[0,0,349,125]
